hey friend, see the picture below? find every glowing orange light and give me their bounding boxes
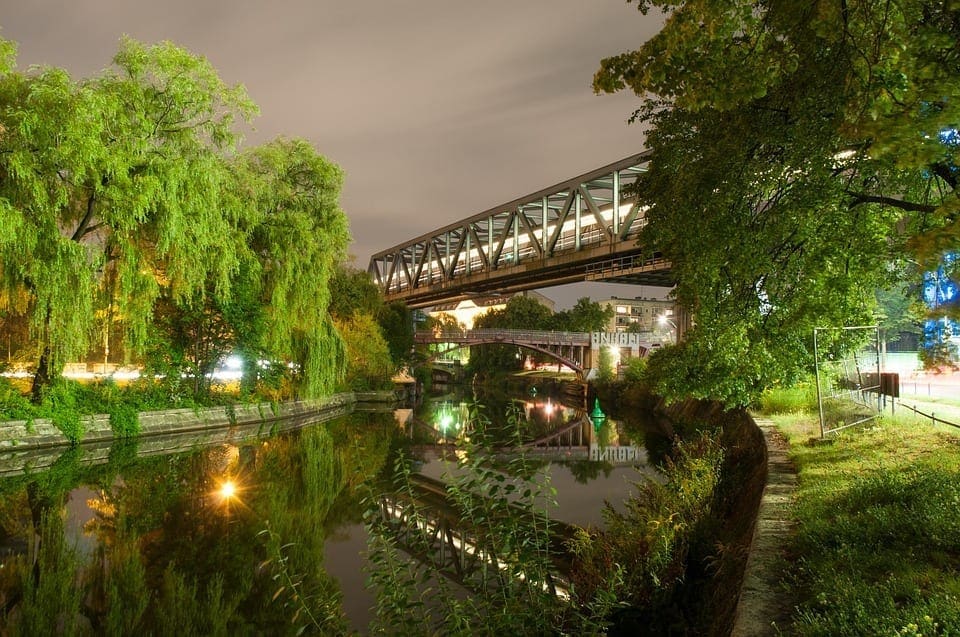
[219,480,237,501]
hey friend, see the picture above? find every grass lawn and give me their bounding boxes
[769,411,960,636]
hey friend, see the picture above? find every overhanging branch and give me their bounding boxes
[846,192,937,214]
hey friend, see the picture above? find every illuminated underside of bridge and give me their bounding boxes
[368,151,674,308]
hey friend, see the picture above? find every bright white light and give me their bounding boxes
[225,355,243,370]
[219,480,236,500]
[439,413,456,431]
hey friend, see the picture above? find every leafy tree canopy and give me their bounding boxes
[595,0,960,405]
[474,296,554,331]
[553,297,615,332]
[0,35,349,399]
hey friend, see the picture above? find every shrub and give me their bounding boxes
[758,380,818,414]
[0,377,35,422]
[41,380,84,443]
[623,356,647,383]
[569,431,724,610]
[108,403,140,438]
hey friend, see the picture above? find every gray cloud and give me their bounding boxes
[0,0,667,307]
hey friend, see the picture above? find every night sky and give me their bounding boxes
[0,1,669,307]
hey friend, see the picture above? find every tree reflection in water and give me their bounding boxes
[0,411,393,634]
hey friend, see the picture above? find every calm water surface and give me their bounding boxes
[0,385,666,633]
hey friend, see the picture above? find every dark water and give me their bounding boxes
[0,385,666,634]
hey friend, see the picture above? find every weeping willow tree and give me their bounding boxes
[0,35,349,401]
[238,138,350,397]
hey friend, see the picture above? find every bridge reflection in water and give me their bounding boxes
[380,397,651,598]
[377,473,575,599]
[400,407,645,465]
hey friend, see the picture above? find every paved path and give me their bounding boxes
[731,418,798,636]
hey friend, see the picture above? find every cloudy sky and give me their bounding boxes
[1,1,668,307]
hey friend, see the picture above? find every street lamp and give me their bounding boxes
[657,314,677,344]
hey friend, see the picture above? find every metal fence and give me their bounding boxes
[893,401,960,430]
[814,326,882,437]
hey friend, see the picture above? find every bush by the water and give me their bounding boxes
[568,432,724,610]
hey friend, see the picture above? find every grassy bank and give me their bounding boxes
[767,408,960,635]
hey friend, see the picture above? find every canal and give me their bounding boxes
[0,383,669,633]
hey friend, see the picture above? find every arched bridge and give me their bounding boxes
[416,328,661,378]
[416,328,591,375]
[368,152,674,308]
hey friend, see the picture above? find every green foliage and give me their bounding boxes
[759,380,819,414]
[377,301,415,367]
[257,527,349,635]
[919,341,960,371]
[41,380,84,443]
[365,404,620,634]
[622,356,648,383]
[335,312,395,390]
[0,35,350,400]
[595,0,960,405]
[569,433,723,613]
[328,264,383,321]
[775,414,960,635]
[101,535,151,635]
[596,346,616,383]
[553,297,615,332]
[154,568,239,637]
[108,403,140,438]
[240,138,350,398]
[0,377,34,422]
[643,326,785,407]
[876,279,924,345]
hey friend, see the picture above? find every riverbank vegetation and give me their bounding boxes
[0,35,414,408]
[0,35,414,440]
[759,393,960,635]
[362,398,766,636]
[595,0,960,406]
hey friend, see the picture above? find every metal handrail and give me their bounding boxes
[417,328,591,344]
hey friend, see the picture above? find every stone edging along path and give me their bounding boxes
[731,417,798,637]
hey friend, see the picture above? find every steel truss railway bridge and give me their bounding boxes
[368,151,674,308]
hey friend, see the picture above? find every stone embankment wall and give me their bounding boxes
[0,391,398,479]
[652,397,771,637]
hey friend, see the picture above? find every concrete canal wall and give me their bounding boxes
[0,391,398,478]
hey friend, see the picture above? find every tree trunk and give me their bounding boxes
[30,345,52,404]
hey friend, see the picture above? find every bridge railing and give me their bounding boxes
[416,328,591,345]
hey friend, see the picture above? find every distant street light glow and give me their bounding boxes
[219,480,237,501]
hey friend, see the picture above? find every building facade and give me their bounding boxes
[597,296,676,338]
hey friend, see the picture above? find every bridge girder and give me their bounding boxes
[368,152,674,308]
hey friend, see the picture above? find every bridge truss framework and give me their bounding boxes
[368,151,674,308]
